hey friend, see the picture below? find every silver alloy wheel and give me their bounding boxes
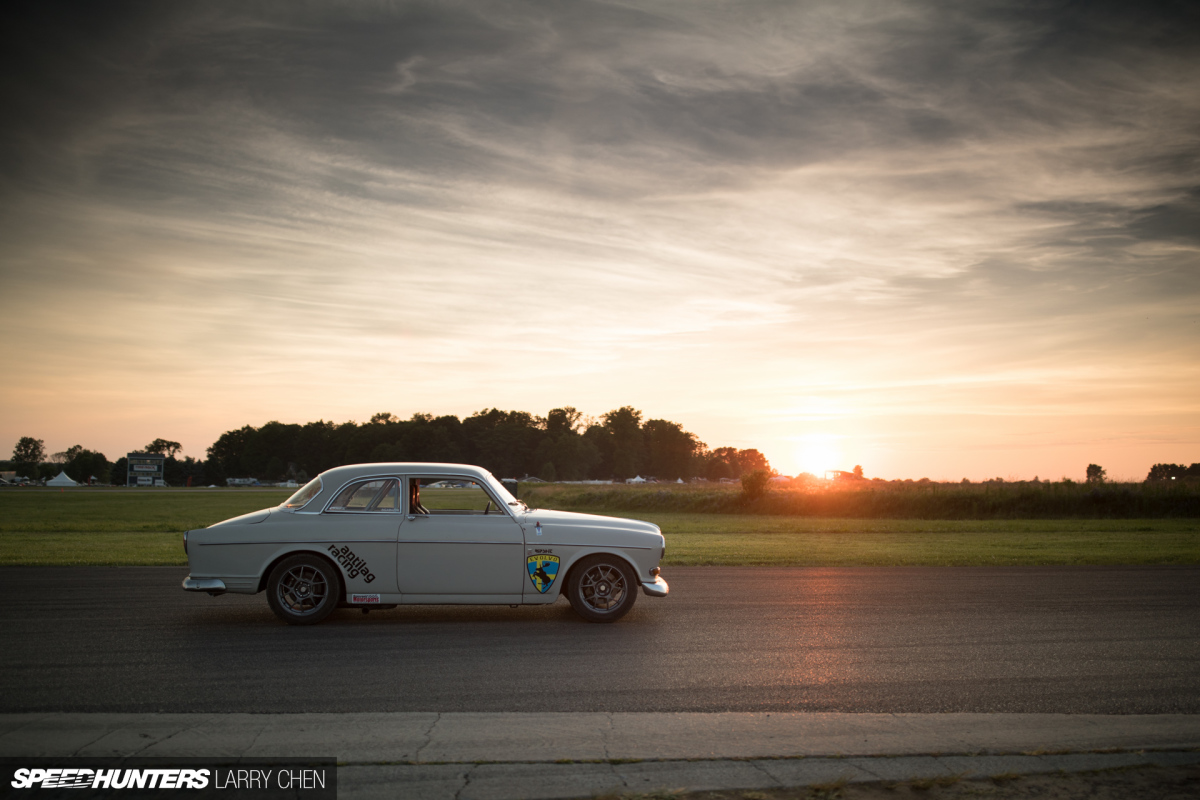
[578,562,628,613]
[276,563,329,615]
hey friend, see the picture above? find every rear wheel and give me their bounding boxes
[266,554,340,625]
[566,555,638,623]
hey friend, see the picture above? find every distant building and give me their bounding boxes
[126,453,166,486]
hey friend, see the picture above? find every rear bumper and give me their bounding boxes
[182,576,227,594]
[640,576,669,597]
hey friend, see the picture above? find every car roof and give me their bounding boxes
[316,462,492,484]
[292,463,500,512]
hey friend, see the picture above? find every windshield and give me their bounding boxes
[486,473,528,511]
[280,476,323,509]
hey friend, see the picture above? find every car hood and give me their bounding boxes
[207,508,271,528]
[520,508,660,535]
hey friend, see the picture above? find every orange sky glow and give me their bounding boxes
[1,2,1197,481]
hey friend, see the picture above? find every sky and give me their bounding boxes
[1,0,1198,481]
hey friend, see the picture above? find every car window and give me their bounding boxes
[327,478,400,512]
[409,478,504,515]
[374,481,400,510]
[281,476,323,509]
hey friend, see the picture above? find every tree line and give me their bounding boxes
[5,407,771,486]
[205,407,769,484]
[5,436,202,486]
[1146,463,1200,481]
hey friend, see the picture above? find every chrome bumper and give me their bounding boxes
[640,576,669,597]
[182,577,227,594]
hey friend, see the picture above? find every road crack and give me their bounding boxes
[414,713,440,763]
[129,714,213,757]
[452,764,473,800]
[748,758,783,787]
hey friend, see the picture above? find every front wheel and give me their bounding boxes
[266,554,341,625]
[566,555,638,623]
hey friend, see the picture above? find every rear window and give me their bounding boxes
[281,476,323,509]
[328,478,400,512]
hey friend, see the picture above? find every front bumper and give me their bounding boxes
[640,576,669,597]
[182,576,227,594]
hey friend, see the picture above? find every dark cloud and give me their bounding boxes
[1,0,1198,347]
[1130,188,1200,245]
[5,1,1198,194]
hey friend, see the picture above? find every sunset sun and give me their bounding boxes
[794,436,842,478]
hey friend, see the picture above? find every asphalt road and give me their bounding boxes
[1,566,1197,714]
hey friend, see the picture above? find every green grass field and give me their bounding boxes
[1,489,1198,566]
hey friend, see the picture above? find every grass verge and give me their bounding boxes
[1,491,1197,567]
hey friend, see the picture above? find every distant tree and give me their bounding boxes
[163,456,204,487]
[547,407,583,435]
[51,445,84,465]
[369,412,397,424]
[740,469,771,500]
[144,438,183,458]
[264,456,287,481]
[853,465,864,479]
[539,461,557,482]
[1086,464,1106,484]
[463,408,543,478]
[64,448,110,484]
[643,418,702,480]
[535,425,599,481]
[702,447,740,480]
[735,449,770,475]
[206,425,258,482]
[601,406,645,480]
[110,457,128,485]
[1146,463,1187,481]
[370,442,405,462]
[294,420,338,476]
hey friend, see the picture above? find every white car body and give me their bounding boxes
[183,463,667,622]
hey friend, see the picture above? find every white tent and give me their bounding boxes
[626,475,647,484]
[46,471,78,487]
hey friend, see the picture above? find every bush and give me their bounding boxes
[740,470,772,500]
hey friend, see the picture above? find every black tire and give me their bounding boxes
[266,554,341,625]
[566,554,638,623]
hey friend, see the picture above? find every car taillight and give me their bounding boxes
[650,566,660,577]
[183,530,188,555]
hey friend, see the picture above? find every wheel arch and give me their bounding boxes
[560,549,640,590]
[257,548,346,597]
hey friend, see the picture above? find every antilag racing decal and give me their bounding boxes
[327,544,376,583]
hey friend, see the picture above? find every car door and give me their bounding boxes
[396,476,525,597]
[320,476,403,594]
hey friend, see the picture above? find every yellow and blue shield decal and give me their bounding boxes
[526,554,561,593]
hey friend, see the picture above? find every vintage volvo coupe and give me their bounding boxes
[182,463,668,624]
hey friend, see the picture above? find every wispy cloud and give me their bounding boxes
[1,0,1197,478]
